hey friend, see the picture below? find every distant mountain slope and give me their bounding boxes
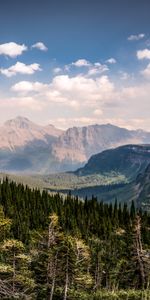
[0,117,150,173]
[0,116,63,151]
[75,144,150,180]
[52,124,150,165]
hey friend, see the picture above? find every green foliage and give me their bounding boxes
[0,178,149,299]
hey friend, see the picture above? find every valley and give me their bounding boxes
[1,143,150,211]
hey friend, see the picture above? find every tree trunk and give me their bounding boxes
[12,251,16,295]
[94,255,101,290]
[134,215,145,288]
[49,251,58,300]
[64,253,69,300]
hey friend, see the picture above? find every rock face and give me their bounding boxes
[52,124,150,164]
[0,117,150,173]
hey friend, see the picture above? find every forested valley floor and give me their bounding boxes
[0,178,150,299]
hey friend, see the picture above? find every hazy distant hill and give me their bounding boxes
[0,117,150,173]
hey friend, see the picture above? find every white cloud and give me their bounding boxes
[53,67,62,74]
[11,74,115,111]
[12,81,47,93]
[128,33,145,41]
[5,64,150,131]
[31,42,48,51]
[65,59,108,77]
[87,64,109,76]
[137,48,150,60]
[71,59,91,67]
[0,42,27,58]
[106,58,117,64]
[0,62,41,77]
[49,75,114,106]
[141,63,150,78]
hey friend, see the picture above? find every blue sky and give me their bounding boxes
[0,0,150,130]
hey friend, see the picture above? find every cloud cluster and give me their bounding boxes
[11,74,114,108]
[137,48,150,60]
[0,42,27,58]
[0,65,149,131]
[0,39,150,131]
[0,41,48,59]
[65,59,109,76]
[0,62,41,77]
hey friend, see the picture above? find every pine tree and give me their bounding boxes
[0,239,35,298]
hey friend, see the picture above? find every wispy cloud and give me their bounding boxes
[128,33,145,41]
[106,58,116,64]
[0,62,41,77]
[71,59,91,67]
[87,63,109,76]
[53,67,62,74]
[31,42,48,51]
[141,63,150,78]
[0,42,27,58]
[64,59,109,76]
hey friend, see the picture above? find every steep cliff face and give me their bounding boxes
[52,124,150,164]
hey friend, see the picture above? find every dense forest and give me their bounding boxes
[0,178,150,299]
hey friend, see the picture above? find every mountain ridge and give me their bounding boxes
[0,116,150,173]
[0,116,63,151]
[75,144,150,179]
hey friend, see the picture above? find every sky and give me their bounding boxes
[0,0,150,130]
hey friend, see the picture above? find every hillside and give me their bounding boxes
[68,163,150,211]
[76,144,150,180]
[0,178,150,299]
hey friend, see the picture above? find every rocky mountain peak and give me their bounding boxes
[4,116,35,129]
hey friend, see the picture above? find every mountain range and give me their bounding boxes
[0,116,150,173]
